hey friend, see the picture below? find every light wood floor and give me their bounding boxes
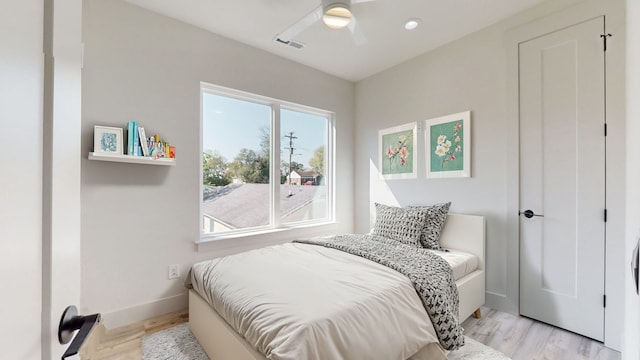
[461,307,621,360]
[83,307,621,360]
[80,309,189,360]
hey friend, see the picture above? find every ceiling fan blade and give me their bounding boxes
[351,0,376,3]
[348,15,367,46]
[276,5,323,42]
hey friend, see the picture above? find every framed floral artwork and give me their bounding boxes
[93,125,124,155]
[378,122,417,179]
[425,111,471,178]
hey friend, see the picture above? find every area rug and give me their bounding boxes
[142,324,209,360]
[448,337,512,360]
[142,323,511,360]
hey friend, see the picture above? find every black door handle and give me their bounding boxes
[519,209,544,218]
[632,239,639,295]
[58,305,101,360]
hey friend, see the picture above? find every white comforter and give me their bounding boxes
[188,242,446,360]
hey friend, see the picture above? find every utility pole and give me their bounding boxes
[284,131,297,185]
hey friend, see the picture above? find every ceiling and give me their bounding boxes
[123,0,545,82]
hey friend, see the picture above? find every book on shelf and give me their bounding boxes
[133,122,139,155]
[127,121,140,156]
[123,121,175,159]
[138,127,150,156]
[127,121,135,155]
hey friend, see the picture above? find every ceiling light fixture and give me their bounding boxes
[322,2,352,29]
[404,19,420,30]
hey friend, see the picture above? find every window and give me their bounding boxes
[201,83,333,238]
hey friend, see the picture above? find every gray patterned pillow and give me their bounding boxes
[408,202,451,250]
[372,203,428,247]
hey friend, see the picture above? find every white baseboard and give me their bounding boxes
[485,291,518,315]
[101,292,188,329]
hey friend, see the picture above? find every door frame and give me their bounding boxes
[504,0,625,351]
[42,0,83,358]
[517,16,606,340]
[625,1,640,357]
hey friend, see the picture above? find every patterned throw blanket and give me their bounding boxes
[294,234,465,351]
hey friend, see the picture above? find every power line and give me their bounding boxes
[284,131,297,185]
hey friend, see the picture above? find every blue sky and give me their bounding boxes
[202,93,327,168]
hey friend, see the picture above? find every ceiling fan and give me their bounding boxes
[275,0,375,47]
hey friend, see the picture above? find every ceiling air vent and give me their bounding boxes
[275,38,305,50]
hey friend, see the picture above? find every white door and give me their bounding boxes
[519,16,606,341]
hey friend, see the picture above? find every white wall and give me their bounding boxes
[355,0,626,351]
[81,0,355,327]
[625,0,640,358]
[0,1,43,359]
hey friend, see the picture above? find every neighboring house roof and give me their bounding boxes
[202,184,325,229]
[203,183,242,202]
[290,170,320,178]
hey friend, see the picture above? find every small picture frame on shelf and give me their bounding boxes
[93,125,123,155]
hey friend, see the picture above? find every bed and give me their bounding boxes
[186,213,485,360]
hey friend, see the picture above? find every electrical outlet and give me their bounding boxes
[168,264,180,280]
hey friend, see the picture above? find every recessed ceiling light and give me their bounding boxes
[404,19,420,31]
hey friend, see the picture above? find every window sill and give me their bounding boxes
[195,222,340,254]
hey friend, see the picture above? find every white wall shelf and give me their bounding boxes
[88,152,176,166]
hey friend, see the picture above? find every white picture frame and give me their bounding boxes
[425,111,471,179]
[93,125,124,155]
[378,122,418,180]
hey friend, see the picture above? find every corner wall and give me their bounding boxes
[81,0,355,327]
[0,1,44,359]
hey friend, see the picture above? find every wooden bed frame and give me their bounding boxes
[189,213,485,360]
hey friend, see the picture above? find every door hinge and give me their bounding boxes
[603,294,607,308]
[604,209,608,222]
[604,123,607,136]
[601,33,612,51]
